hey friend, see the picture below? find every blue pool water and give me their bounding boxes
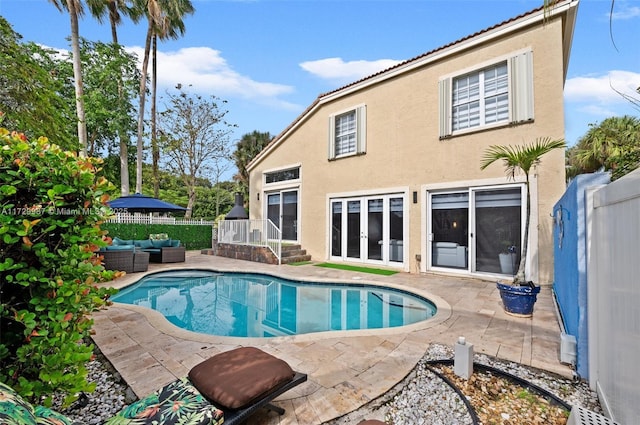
[111,270,437,338]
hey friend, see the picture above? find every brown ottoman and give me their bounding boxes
[188,347,295,409]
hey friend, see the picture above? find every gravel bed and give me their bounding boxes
[53,352,132,425]
[332,344,602,425]
[58,344,602,424]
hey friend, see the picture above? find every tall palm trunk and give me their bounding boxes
[109,4,130,196]
[66,0,88,157]
[517,171,532,283]
[151,33,159,198]
[135,21,153,194]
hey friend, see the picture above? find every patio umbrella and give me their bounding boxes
[107,193,188,214]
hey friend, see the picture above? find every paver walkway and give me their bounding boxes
[91,251,572,424]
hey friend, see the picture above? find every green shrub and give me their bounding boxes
[0,127,118,407]
[100,223,213,250]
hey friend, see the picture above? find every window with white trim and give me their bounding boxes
[439,50,534,138]
[328,105,366,159]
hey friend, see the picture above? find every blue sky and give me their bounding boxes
[1,0,639,159]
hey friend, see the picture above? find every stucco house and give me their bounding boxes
[246,0,578,284]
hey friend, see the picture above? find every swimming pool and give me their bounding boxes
[111,270,437,338]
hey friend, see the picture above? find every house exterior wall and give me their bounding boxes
[249,10,571,284]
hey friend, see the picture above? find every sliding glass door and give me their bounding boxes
[474,188,522,275]
[429,186,523,275]
[430,193,469,270]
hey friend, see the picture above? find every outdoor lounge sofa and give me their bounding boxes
[99,249,149,273]
[0,347,308,425]
[111,236,186,264]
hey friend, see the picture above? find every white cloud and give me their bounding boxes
[610,4,640,21]
[125,46,299,110]
[565,70,640,105]
[299,57,402,84]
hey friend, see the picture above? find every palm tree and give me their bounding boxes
[232,131,273,201]
[150,0,194,198]
[480,137,566,284]
[133,0,194,195]
[48,0,88,157]
[567,116,640,181]
[85,0,143,196]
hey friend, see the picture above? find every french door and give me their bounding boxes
[267,190,298,241]
[331,194,404,266]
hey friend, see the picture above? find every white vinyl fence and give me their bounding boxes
[106,213,214,226]
[587,169,640,423]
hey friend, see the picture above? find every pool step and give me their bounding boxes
[280,245,311,264]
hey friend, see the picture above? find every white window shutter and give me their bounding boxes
[509,50,534,123]
[438,79,452,138]
[356,105,366,154]
[328,115,336,159]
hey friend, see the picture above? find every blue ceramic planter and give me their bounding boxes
[496,281,541,317]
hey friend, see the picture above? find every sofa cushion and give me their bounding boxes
[134,239,154,249]
[104,377,223,425]
[170,239,181,247]
[0,382,38,425]
[106,244,135,251]
[188,347,295,409]
[112,237,134,246]
[151,239,172,248]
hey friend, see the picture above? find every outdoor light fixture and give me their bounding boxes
[454,336,473,379]
[413,191,418,203]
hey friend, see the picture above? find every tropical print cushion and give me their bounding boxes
[34,405,85,425]
[104,377,224,425]
[0,381,38,425]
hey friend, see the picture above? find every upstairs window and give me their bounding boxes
[328,105,366,159]
[439,50,534,138]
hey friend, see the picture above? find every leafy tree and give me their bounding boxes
[0,17,75,148]
[0,124,117,406]
[567,115,640,181]
[481,137,566,285]
[69,39,140,158]
[233,131,273,202]
[157,85,236,218]
[85,0,144,196]
[48,0,89,157]
[191,184,236,220]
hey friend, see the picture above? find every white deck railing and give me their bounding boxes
[217,219,282,264]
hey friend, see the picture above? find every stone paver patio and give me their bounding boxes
[91,251,572,424]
